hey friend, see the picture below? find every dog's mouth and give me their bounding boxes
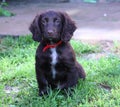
[44,38,60,44]
[43,34,61,43]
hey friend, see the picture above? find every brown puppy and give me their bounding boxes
[29,10,86,96]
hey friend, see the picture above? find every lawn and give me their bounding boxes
[0,36,120,107]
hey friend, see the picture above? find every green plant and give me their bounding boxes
[0,2,15,17]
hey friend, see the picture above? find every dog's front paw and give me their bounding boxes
[57,83,67,90]
[39,89,48,96]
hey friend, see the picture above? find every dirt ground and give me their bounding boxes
[0,1,120,40]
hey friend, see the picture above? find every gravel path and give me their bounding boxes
[0,1,120,40]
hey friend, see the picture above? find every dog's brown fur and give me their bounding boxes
[29,10,86,96]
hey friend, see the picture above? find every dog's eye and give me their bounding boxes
[54,18,61,24]
[41,20,46,25]
[56,20,61,24]
[41,18,48,25]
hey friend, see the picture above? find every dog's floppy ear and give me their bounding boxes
[60,12,77,42]
[29,15,42,42]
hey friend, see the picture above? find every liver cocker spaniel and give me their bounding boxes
[29,10,86,96]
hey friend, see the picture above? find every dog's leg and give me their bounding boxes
[58,68,79,89]
[58,64,86,90]
[35,63,48,96]
[76,62,86,80]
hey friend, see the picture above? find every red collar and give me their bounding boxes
[43,41,62,52]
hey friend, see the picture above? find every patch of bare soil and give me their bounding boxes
[5,85,19,94]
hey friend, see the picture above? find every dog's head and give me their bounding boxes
[29,10,77,42]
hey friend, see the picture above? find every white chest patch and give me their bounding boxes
[50,48,58,79]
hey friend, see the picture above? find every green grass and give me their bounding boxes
[70,40,100,55]
[0,36,120,107]
[112,41,120,54]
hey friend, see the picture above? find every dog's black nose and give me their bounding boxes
[48,30,54,36]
